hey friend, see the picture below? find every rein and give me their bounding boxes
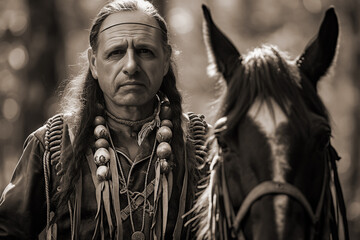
[210,117,349,240]
[227,160,328,239]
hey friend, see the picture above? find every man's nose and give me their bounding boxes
[122,50,139,75]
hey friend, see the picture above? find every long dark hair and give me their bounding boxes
[53,0,190,219]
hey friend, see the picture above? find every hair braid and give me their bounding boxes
[53,71,104,219]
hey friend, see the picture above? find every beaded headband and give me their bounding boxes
[100,22,164,33]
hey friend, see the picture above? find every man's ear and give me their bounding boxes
[88,48,98,79]
[163,46,171,77]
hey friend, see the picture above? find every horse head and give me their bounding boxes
[195,5,347,240]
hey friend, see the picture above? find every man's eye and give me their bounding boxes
[137,49,154,57]
[108,49,125,58]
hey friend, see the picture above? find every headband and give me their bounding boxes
[100,22,164,33]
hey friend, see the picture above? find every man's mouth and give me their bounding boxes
[117,81,145,90]
[122,82,143,86]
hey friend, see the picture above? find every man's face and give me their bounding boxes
[89,11,169,109]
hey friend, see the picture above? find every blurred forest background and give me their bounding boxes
[0,0,359,237]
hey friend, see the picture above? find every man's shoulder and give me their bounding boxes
[185,112,209,138]
[31,114,71,147]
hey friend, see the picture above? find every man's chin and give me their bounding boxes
[114,93,152,107]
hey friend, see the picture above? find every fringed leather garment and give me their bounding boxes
[0,112,208,239]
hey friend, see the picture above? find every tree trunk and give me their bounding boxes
[23,0,65,137]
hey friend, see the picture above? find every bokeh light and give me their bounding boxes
[8,10,28,35]
[168,7,194,35]
[348,201,360,221]
[217,0,237,8]
[8,45,28,70]
[303,0,322,13]
[2,97,20,121]
[0,69,18,94]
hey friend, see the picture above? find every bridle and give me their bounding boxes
[210,117,349,240]
[213,147,328,240]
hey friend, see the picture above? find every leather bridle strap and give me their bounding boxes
[232,156,329,235]
[213,117,330,239]
[233,181,315,230]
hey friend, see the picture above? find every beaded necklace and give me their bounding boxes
[106,109,157,127]
[92,95,174,239]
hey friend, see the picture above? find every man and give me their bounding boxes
[0,0,207,239]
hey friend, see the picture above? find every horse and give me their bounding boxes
[186,5,349,240]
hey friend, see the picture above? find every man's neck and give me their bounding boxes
[104,98,157,159]
[105,98,155,121]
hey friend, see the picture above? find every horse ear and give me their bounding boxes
[202,5,242,81]
[297,7,339,89]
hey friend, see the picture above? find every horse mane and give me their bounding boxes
[188,44,331,239]
[211,44,329,136]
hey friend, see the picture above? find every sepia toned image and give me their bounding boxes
[0,0,359,239]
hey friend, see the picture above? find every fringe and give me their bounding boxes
[109,147,123,240]
[150,158,175,239]
[137,95,161,146]
[87,148,124,240]
[44,114,64,240]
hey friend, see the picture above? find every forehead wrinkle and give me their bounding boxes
[100,27,160,43]
[99,28,162,53]
[100,25,159,37]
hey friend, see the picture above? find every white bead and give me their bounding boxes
[94,125,109,139]
[156,126,172,142]
[156,142,172,159]
[96,165,109,181]
[94,147,110,166]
